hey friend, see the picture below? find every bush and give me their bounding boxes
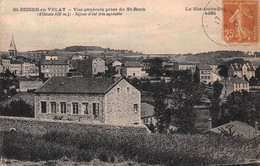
[0,99,34,117]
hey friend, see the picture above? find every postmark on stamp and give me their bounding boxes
[223,0,258,43]
[202,0,258,45]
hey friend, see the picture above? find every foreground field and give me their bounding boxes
[1,130,259,166]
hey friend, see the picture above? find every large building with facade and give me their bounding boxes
[74,57,106,77]
[228,62,255,80]
[220,77,249,98]
[40,60,69,78]
[34,77,141,126]
[196,64,212,84]
[0,58,39,76]
[122,61,145,78]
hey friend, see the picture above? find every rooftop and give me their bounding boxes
[197,64,211,70]
[123,61,142,67]
[141,102,154,118]
[220,77,248,84]
[40,60,68,65]
[35,77,123,94]
[210,121,259,139]
[230,63,255,71]
[9,35,17,51]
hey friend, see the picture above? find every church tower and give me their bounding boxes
[9,35,17,57]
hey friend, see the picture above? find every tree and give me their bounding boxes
[209,81,223,127]
[171,79,205,133]
[153,81,172,133]
[4,69,12,77]
[256,66,260,79]
[220,91,256,126]
[243,75,248,82]
[0,99,34,117]
[148,58,163,77]
[249,76,257,86]
[217,65,229,77]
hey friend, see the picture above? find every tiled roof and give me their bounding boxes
[220,77,248,84]
[197,64,211,70]
[10,59,23,64]
[35,77,122,94]
[40,60,68,65]
[123,61,142,67]
[230,63,255,71]
[141,103,154,118]
[210,121,258,139]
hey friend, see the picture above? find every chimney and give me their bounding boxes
[255,122,259,132]
[208,118,212,130]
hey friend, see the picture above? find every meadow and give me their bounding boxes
[1,129,259,166]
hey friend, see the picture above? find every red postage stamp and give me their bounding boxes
[223,0,258,44]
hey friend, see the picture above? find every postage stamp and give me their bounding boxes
[222,0,258,43]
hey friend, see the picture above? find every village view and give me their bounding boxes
[0,36,260,165]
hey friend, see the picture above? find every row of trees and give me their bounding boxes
[151,77,206,133]
[209,81,260,128]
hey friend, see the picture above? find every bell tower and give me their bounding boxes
[9,35,17,57]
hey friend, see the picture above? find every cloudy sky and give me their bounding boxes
[0,0,259,54]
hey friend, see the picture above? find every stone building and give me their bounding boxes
[220,77,249,98]
[40,60,69,78]
[228,62,255,80]
[74,57,106,77]
[178,63,196,73]
[141,102,156,125]
[195,64,212,84]
[34,77,141,126]
[122,61,145,78]
[17,77,43,92]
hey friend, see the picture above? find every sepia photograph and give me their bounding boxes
[0,0,259,165]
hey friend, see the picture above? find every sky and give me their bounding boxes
[0,0,259,54]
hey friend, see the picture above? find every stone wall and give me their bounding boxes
[105,79,141,126]
[35,93,105,123]
[0,116,148,135]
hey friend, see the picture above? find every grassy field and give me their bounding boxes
[1,129,259,166]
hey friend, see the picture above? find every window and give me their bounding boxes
[41,101,47,113]
[134,104,138,113]
[60,102,66,114]
[201,76,204,79]
[133,73,136,77]
[201,71,204,74]
[82,103,89,115]
[239,84,240,88]
[93,103,99,116]
[127,87,130,92]
[72,102,79,114]
[50,102,56,113]
[117,88,120,93]
[208,76,210,79]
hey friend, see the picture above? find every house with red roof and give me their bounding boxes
[34,77,141,126]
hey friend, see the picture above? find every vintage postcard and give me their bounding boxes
[0,0,259,165]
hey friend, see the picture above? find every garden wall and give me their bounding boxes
[0,116,148,135]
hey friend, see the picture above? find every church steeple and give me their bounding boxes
[9,35,17,57]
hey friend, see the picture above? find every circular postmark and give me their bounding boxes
[202,0,257,46]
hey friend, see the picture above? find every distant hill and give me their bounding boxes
[184,51,260,64]
[64,46,103,52]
